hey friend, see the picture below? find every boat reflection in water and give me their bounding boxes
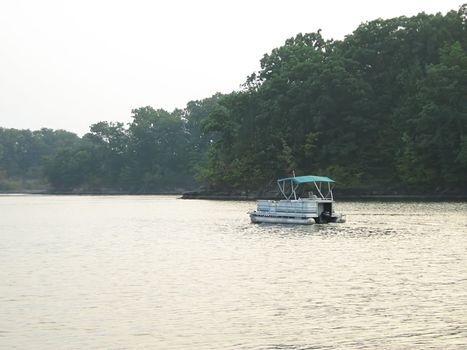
[249,175,346,225]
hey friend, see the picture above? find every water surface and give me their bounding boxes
[1,196,467,349]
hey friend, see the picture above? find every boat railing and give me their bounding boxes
[257,199,319,214]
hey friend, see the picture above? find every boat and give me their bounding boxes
[249,175,346,225]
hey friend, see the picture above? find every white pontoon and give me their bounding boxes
[249,175,346,225]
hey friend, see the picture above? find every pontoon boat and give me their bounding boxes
[249,175,346,225]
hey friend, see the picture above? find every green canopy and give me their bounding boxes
[277,175,335,184]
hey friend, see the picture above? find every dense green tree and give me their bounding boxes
[83,121,130,188]
[124,107,192,191]
[397,41,467,190]
[197,5,466,193]
[184,93,223,174]
[44,148,96,190]
[3,5,466,194]
[0,127,81,190]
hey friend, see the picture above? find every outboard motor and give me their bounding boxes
[319,210,331,224]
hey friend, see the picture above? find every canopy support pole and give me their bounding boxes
[292,181,298,200]
[278,181,287,199]
[314,181,324,199]
[286,180,296,200]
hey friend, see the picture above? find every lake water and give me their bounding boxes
[1,195,467,349]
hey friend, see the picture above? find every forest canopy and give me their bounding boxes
[1,5,466,194]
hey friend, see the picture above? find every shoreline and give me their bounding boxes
[1,190,466,201]
[181,192,467,201]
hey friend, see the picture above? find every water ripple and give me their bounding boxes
[0,196,466,349]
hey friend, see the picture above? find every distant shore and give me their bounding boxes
[1,190,467,201]
[0,190,182,196]
[181,191,467,201]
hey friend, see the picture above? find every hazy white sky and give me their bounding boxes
[0,0,463,135]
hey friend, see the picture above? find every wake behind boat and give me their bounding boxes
[249,175,345,225]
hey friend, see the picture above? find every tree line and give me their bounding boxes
[0,128,81,191]
[1,5,466,193]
